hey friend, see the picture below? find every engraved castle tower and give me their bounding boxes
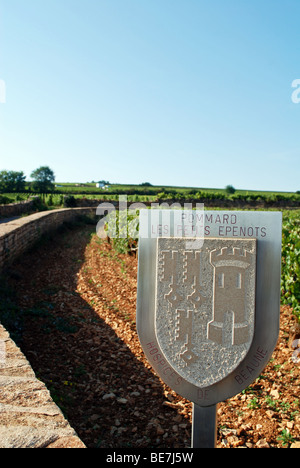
[208,246,253,346]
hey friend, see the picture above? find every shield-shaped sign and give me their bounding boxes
[155,237,256,389]
[136,210,282,406]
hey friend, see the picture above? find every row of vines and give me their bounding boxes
[1,192,299,323]
[281,211,300,321]
[1,189,300,206]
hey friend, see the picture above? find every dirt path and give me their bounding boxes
[5,222,300,448]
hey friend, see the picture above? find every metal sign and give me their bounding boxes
[155,236,256,390]
[136,209,282,408]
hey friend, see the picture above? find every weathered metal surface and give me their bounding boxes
[137,210,282,407]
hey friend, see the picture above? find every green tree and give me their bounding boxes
[0,170,26,192]
[225,184,236,194]
[30,166,55,192]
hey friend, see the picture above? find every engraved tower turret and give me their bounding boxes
[208,246,253,346]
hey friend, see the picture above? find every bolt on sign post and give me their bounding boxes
[136,209,282,448]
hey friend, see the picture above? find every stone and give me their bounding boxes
[0,325,85,449]
[291,441,300,448]
[46,436,86,448]
[0,207,95,272]
[117,398,128,404]
[102,392,116,400]
[256,439,270,448]
[270,389,280,399]
[156,425,164,435]
[90,414,100,421]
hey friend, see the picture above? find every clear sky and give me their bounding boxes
[0,0,300,192]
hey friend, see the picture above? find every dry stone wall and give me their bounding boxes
[0,324,86,448]
[0,207,97,448]
[0,207,95,273]
[0,197,39,219]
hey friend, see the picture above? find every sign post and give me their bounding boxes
[136,209,282,448]
[192,404,217,448]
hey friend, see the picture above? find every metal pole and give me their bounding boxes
[191,403,217,448]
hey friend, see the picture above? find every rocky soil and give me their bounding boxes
[5,222,300,448]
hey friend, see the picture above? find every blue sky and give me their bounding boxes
[0,0,300,192]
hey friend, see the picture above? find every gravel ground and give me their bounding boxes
[5,222,300,449]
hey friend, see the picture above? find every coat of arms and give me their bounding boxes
[155,237,256,388]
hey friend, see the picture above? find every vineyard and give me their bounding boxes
[0,188,299,326]
[281,210,300,322]
[1,182,300,207]
[104,209,300,328]
[1,208,298,448]
[0,202,299,448]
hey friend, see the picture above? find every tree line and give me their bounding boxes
[0,166,55,193]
